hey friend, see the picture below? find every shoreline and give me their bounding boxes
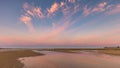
[0,48,120,68]
[18,50,120,68]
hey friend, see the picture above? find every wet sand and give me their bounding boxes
[19,51,120,68]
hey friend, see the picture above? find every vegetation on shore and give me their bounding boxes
[0,50,44,68]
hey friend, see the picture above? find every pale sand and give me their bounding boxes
[19,51,120,68]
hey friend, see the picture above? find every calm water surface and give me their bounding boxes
[19,50,120,68]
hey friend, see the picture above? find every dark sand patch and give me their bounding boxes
[0,50,44,68]
[98,49,120,55]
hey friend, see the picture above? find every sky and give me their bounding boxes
[0,0,120,48]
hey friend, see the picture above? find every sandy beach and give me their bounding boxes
[0,49,43,68]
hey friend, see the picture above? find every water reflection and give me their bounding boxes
[19,51,120,68]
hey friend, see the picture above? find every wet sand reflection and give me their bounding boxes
[19,51,120,68]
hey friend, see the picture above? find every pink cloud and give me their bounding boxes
[10,1,120,46]
[43,1,81,40]
[91,2,107,13]
[83,2,120,16]
[47,2,59,16]
[68,0,76,3]
[83,5,91,16]
[73,4,80,13]
[33,7,44,18]
[23,3,44,19]
[48,22,69,38]
[19,15,35,33]
[26,10,34,16]
[105,4,120,15]
[19,3,46,32]
[18,1,81,43]
[23,3,30,10]
[83,2,107,16]
[62,6,71,16]
[60,2,65,7]
[61,2,80,16]
[98,2,107,8]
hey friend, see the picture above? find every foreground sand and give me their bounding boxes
[0,49,43,68]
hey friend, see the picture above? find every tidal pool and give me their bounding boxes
[19,50,120,68]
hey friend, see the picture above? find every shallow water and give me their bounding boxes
[19,50,120,68]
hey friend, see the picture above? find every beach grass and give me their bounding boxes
[0,50,44,68]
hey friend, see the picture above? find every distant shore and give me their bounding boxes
[37,47,120,55]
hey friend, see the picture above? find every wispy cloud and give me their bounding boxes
[47,2,60,16]
[20,1,80,33]
[60,2,65,7]
[18,1,120,46]
[83,5,91,17]
[91,2,107,13]
[23,3,44,19]
[68,0,76,3]
[105,4,120,15]
[33,7,44,18]
[1,0,120,46]
[45,21,69,39]
[83,2,107,16]
[83,2,120,17]
[20,3,45,32]
[61,1,80,16]
[19,15,35,33]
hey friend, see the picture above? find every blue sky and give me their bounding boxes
[0,0,120,47]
